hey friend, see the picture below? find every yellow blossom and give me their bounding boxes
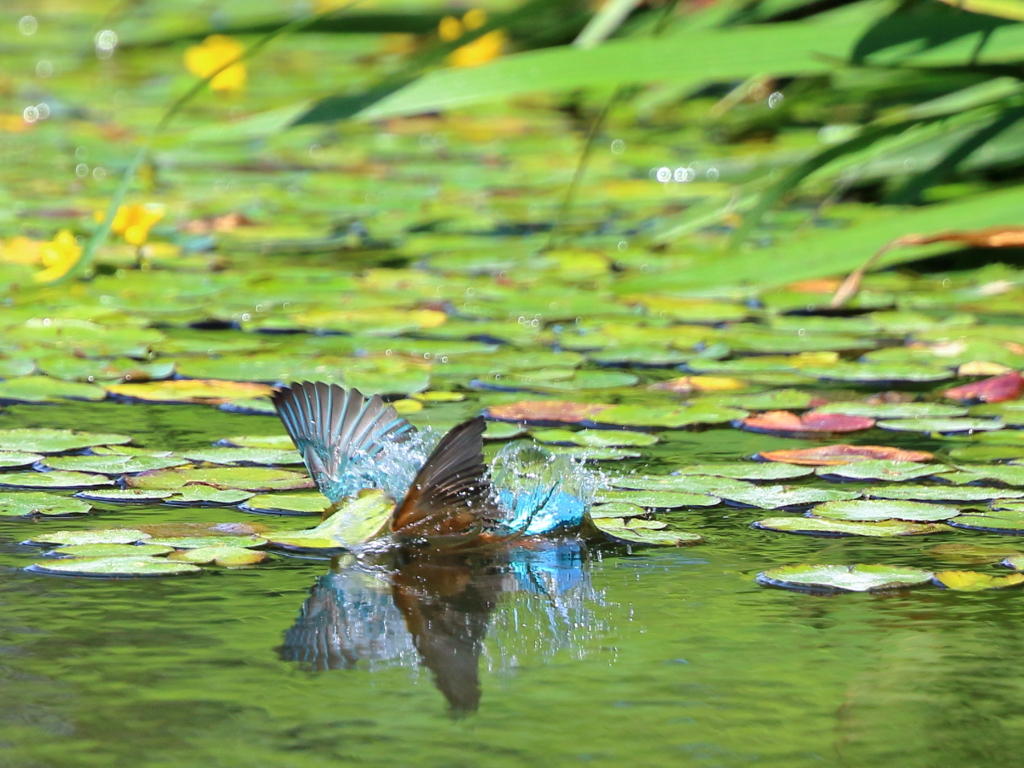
[462,8,488,30]
[33,230,82,283]
[97,203,165,246]
[446,29,507,68]
[184,35,246,93]
[0,235,42,265]
[438,16,463,42]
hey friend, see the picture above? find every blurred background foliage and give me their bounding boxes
[5,0,1024,293]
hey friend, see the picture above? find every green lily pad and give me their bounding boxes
[813,402,968,419]
[41,454,188,475]
[756,564,935,592]
[216,434,295,450]
[28,528,151,546]
[672,462,814,480]
[596,490,720,509]
[947,445,1024,462]
[543,446,641,461]
[7,319,164,358]
[589,502,647,519]
[50,543,175,558]
[0,471,114,490]
[704,389,816,411]
[482,422,527,441]
[594,403,748,428]
[0,429,131,454]
[816,460,941,482]
[948,509,1024,533]
[165,487,255,505]
[587,346,692,366]
[866,485,1024,502]
[797,363,954,383]
[812,499,960,522]
[240,492,332,516]
[167,546,268,566]
[611,474,752,495]
[594,519,703,546]
[127,466,313,492]
[530,428,658,448]
[265,489,395,552]
[942,464,1024,486]
[877,418,1004,433]
[106,379,274,404]
[146,535,267,549]
[0,451,44,468]
[0,376,106,403]
[753,517,950,537]
[722,486,861,510]
[933,570,1024,591]
[0,491,92,517]
[36,355,176,383]
[1000,554,1024,570]
[180,447,303,466]
[27,556,200,578]
[75,488,175,503]
[0,357,36,377]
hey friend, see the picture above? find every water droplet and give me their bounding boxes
[94,29,118,59]
[655,167,671,183]
[18,16,38,35]
[35,103,49,120]
[610,139,625,155]
[673,167,694,183]
[75,163,89,178]
[22,105,39,123]
[35,60,53,78]
[767,91,784,109]
[705,167,720,181]
[75,146,88,161]
[308,143,322,157]
[617,241,628,251]
[92,167,106,180]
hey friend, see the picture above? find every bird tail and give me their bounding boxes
[271,381,415,500]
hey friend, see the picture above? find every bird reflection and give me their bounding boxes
[279,539,603,714]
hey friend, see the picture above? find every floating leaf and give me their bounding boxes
[867,485,1024,501]
[595,402,748,428]
[722,485,861,509]
[483,422,527,440]
[941,463,1024,485]
[75,488,175,503]
[650,375,748,394]
[933,570,1024,591]
[813,402,968,419]
[1000,554,1024,570]
[0,376,106,403]
[27,556,200,578]
[36,355,175,384]
[706,389,817,411]
[757,444,935,465]
[816,460,941,482]
[754,517,950,537]
[948,509,1024,533]
[41,454,188,475]
[28,528,150,546]
[106,379,274,404]
[594,519,702,546]
[544,445,640,461]
[484,400,610,424]
[796,362,954,383]
[530,427,658,448]
[180,447,302,466]
[927,543,1024,565]
[944,371,1024,403]
[216,434,295,450]
[673,462,815,480]
[127,466,313,492]
[589,502,647,519]
[165,487,255,505]
[812,499,960,522]
[50,543,174,558]
[0,429,131,454]
[756,564,935,592]
[265,489,395,552]
[0,451,44,468]
[167,546,268,566]
[146,535,267,549]
[240,492,332,516]
[596,489,720,509]
[0,492,91,517]
[0,471,113,490]
[876,417,1004,433]
[740,410,875,435]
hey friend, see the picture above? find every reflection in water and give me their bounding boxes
[280,540,605,714]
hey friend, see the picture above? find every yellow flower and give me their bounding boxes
[446,29,507,68]
[97,203,165,246]
[462,9,488,31]
[33,230,82,283]
[184,35,246,93]
[438,16,463,42]
[0,235,42,265]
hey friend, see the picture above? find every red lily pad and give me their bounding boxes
[757,444,935,466]
[943,371,1024,404]
[484,400,610,425]
[740,410,875,435]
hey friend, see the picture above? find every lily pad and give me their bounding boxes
[0,492,92,517]
[595,403,748,428]
[36,355,175,384]
[50,543,175,558]
[75,488,175,503]
[812,499,960,522]
[756,564,935,592]
[146,535,267,549]
[167,546,268,566]
[816,460,941,482]
[612,474,748,496]
[944,371,1024,403]
[0,376,106,403]
[484,400,611,425]
[705,389,817,411]
[753,517,950,537]
[543,446,640,461]
[673,462,815,480]
[0,429,131,454]
[240,492,332,516]
[596,490,720,509]
[757,445,935,465]
[165,487,255,505]
[27,556,200,578]
[180,447,303,466]
[265,489,396,552]
[797,362,954,383]
[589,502,647,519]
[722,486,861,510]
[483,422,527,440]
[813,402,968,419]
[0,471,113,490]
[0,451,44,468]
[933,570,1024,591]
[41,454,188,475]
[28,528,151,546]
[216,434,295,450]
[877,418,1004,433]
[1000,554,1024,570]
[866,485,1024,502]
[127,466,313,492]
[530,428,658,448]
[594,519,703,546]
[948,509,1024,533]
[927,543,1024,564]
[740,410,875,435]
[106,379,274,404]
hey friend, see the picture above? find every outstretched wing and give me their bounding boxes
[272,381,414,501]
[391,417,498,544]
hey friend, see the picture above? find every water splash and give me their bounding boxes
[326,427,441,502]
